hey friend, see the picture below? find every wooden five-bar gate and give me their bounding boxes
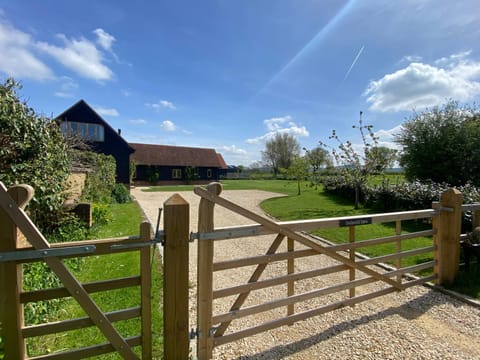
[1,181,475,359]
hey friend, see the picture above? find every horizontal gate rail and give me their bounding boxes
[214,287,397,347]
[20,276,141,303]
[22,307,141,338]
[196,209,438,242]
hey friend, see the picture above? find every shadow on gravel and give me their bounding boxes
[231,289,453,360]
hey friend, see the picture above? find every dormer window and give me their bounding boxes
[60,121,104,142]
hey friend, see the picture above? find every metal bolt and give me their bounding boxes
[8,203,13,208]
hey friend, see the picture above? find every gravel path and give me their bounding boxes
[132,186,480,359]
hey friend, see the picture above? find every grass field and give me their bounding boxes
[26,202,163,359]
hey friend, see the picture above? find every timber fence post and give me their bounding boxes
[433,188,462,286]
[0,184,34,360]
[197,182,222,360]
[163,194,190,360]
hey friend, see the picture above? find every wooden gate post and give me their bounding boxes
[433,188,462,286]
[163,194,190,360]
[0,184,34,359]
[197,182,222,360]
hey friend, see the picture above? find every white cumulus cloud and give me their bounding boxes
[161,120,176,131]
[93,28,115,51]
[219,145,247,155]
[94,106,119,117]
[0,20,53,80]
[365,51,480,112]
[146,100,176,111]
[246,115,309,144]
[37,33,114,81]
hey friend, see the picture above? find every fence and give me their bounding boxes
[1,181,475,359]
[0,183,153,359]
[185,184,464,359]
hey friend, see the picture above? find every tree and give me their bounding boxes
[320,112,379,209]
[282,156,309,195]
[395,101,480,186]
[262,133,300,177]
[304,146,333,189]
[366,146,397,174]
[0,78,71,231]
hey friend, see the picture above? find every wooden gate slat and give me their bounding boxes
[0,183,138,359]
[194,186,403,291]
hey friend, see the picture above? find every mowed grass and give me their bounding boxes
[26,202,163,359]
[142,177,433,271]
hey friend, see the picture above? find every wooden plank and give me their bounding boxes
[213,287,396,347]
[22,307,141,338]
[21,276,141,303]
[359,246,434,266]
[434,189,462,285]
[0,182,138,359]
[206,209,436,240]
[0,184,33,359]
[26,336,142,360]
[396,220,402,284]
[197,183,221,360]
[213,276,379,324]
[213,264,349,299]
[139,221,152,360]
[214,234,285,337]
[194,187,403,290]
[349,226,355,300]
[213,248,317,271]
[287,237,294,317]
[163,194,190,360]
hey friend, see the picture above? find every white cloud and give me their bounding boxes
[146,100,176,111]
[218,145,247,155]
[374,125,403,149]
[161,120,176,131]
[398,55,423,64]
[129,118,147,125]
[365,51,480,112]
[93,28,115,51]
[36,33,114,81]
[246,115,309,144]
[0,20,53,80]
[94,106,119,117]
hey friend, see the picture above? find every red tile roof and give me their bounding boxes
[130,143,226,168]
[216,153,228,169]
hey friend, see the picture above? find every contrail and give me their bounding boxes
[255,0,358,96]
[343,45,365,82]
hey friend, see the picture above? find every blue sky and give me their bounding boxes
[1,0,480,166]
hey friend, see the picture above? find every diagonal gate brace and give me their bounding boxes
[194,186,404,292]
[0,182,139,360]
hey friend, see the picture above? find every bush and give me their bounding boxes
[0,78,71,233]
[92,203,111,225]
[76,151,116,204]
[112,183,131,203]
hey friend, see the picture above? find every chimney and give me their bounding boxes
[118,128,122,136]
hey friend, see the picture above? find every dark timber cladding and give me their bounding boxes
[130,143,228,182]
[55,100,135,184]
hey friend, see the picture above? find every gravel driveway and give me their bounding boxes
[132,186,480,359]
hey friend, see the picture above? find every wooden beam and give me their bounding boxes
[163,194,190,360]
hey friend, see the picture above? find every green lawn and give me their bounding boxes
[26,202,163,359]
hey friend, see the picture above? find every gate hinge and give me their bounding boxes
[189,328,199,340]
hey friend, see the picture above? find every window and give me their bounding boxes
[172,169,182,179]
[206,169,212,178]
[60,121,105,142]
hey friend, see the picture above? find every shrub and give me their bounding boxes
[76,151,116,204]
[92,203,111,225]
[0,78,71,233]
[112,183,131,203]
